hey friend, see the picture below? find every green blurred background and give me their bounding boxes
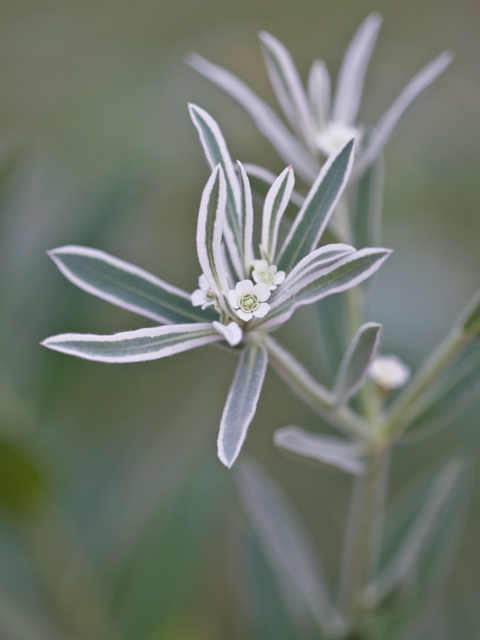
[0,0,479,638]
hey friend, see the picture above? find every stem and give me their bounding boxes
[339,448,390,628]
[263,335,371,442]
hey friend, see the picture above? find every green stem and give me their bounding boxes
[339,448,390,628]
[263,335,371,442]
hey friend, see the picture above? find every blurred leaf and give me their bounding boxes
[352,155,384,249]
[0,437,45,517]
[457,287,480,337]
[234,458,344,637]
[312,294,349,385]
[0,595,58,640]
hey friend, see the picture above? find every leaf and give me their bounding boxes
[42,323,221,363]
[259,32,316,148]
[217,344,268,468]
[354,52,453,177]
[277,139,355,274]
[189,104,243,277]
[261,165,295,263]
[234,458,344,636]
[243,163,304,215]
[332,13,383,126]
[352,154,384,249]
[334,322,382,405]
[274,427,366,475]
[236,161,254,277]
[456,286,480,336]
[282,243,355,289]
[186,54,319,183]
[0,437,45,516]
[308,59,331,130]
[196,164,230,293]
[259,248,391,331]
[48,246,217,325]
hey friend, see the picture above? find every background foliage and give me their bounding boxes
[0,0,479,637]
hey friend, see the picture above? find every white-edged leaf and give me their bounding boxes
[275,427,366,475]
[217,343,268,468]
[196,164,230,293]
[259,32,317,149]
[354,51,453,177]
[234,458,344,635]
[282,243,355,289]
[237,161,255,276]
[42,323,221,363]
[258,248,391,331]
[308,59,331,130]
[189,104,243,277]
[277,138,355,273]
[261,165,295,262]
[48,245,217,325]
[243,163,305,212]
[334,322,382,405]
[332,13,382,125]
[186,54,319,183]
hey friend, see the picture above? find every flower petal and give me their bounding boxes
[199,274,210,291]
[237,309,253,322]
[228,290,240,309]
[213,321,243,346]
[253,303,270,318]
[253,283,271,302]
[274,271,286,285]
[236,279,254,295]
[191,289,207,307]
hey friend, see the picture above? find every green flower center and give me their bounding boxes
[256,268,276,286]
[205,288,215,302]
[238,292,260,313]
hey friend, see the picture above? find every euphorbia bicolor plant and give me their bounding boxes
[42,104,390,468]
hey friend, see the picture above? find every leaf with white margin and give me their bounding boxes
[234,458,345,636]
[308,59,331,130]
[274,427,366,475]
[186,54,319,183]
[277,138,355,274]
[42,323,221,363]
[237,161,254,277]
[217,343,268,468]
[282,243,355,289]
[258,248,391,332]
[196,164,230,293]
[243,163,304,212]
[354,51,453,178]
[189,104,243,278]
[48,245,217,325]
[213,321,243,347]
[261,165,294,263]
[332,13,382,126]
[334,322,382,405]
[259,32,317,149]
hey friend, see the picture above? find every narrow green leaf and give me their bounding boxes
[49,246,217,325]
[352,154,384,249]
[217,344,268,468]
[277,139,355,273]
[334,322,382,405]
[261,165,295,263]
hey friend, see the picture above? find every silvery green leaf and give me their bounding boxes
[261,165,295,263]
[196,164,230,293]
[186,54,320,183]
[274,427,366,475]
[217,343,268,468]
[404,344,480,438]
[308,59,331,130]
[332,13,382,125]
[237,161,254,277]
[334,322,382,405]
[234,458,344,636]
[277,139,355,274]
[354,51,453,177]
[283,243,355,289]
[189,104,243,277]
[48,246,217,325]
[42,323,221,363]
[352,154,384,249]
[456,286,480,336]
[243,163,304,214]
[259,32,317,149]
[259,248,391,331]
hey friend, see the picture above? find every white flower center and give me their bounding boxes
[255,266,277,287]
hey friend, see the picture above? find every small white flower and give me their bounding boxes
[227,279,271,322]
[315,122,359,157]
[369,355,411,390]
[213,321,243,347]
[191,274,216,309]
[252,259,286,291]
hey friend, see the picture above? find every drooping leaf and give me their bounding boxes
[261,165,295,263]
[334,322,382,405]
[189,104,243,277]
[217,344,268,468]
[332,13,382,125]
[277,139,355,273]
[274,427,366,475]
[186,54,319,183]
[48,246,217,325]
[352,154,384,249]
[234,458,344,636]
[42,323,221,363]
